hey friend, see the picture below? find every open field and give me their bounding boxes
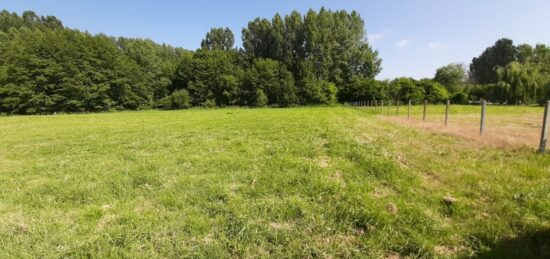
[1,107,549,258]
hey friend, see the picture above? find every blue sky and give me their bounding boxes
[2,0,549,79]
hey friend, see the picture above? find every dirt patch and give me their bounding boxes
[328,170,346,186]
[314,138,330,148]
[318,156,330,168]
[269,222,291,230]
[433,245,466,256]
[97,214,119,230]
[386,202,398,215]
[372,187,392,199]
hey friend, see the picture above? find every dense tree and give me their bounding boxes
[0,10,63,32]
[465,42,550,104]
[434,63,466,93]
[184,50,243,107]
[0,8,387,114]
[200,27,234,51]
[3,8,547,115]
[242,8,381,93]
[469,38,517,84]
[0,28,122,113]
[416,79,449,103]
[241,59,297,106]
[157,89,191,110]
[393,78,425,103]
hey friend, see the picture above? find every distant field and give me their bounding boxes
[1,107,549,258]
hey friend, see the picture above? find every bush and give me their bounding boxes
[201,98,216,108]
[418,80,449,103]
[320,80,338,104]
[157,89,191,110]
[253,89,268,107]
[451,92,469,104]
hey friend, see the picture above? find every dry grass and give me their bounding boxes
[382,111,544,150]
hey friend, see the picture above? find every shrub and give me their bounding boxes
[157,89,191,110]
[451,92,469,104]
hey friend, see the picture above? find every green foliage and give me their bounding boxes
[470,38,517,84]
[242,8,382,97]
[496,61,539,104]
[417,79,449,103]
[450,92,469,104]
[0,10,63,32]
[434,63,466,93]
[339,78,388,102]
[200,27,234,51]
[466,42,550,104]
[253,89,268,107]
[157,89,191,110]
[0,8,386,113]
[391,77,424,102]
[242,59,297,107]
[185,50,243,106]
[2,8,547,113]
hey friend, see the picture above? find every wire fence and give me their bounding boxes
[347,100,550,153]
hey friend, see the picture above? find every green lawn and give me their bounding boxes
[1,107,549,258]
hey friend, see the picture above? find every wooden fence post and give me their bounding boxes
[381,100,384,114]
[408,100,411,119]
[480,99,487,135]
[538,100,550,153]
[387,100,391,115]
[423,100,427,121]
[445,99,450,126]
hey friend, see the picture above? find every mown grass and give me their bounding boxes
[0,107,549,258]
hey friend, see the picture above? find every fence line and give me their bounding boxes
[349,98,550,153]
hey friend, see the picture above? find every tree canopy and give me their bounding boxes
[434,63,466,93]
[469,38,517,84]
[465,39,550,104]
[200,27,234,51]
[0,8,388,114]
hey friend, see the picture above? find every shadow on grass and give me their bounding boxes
[474,229,550,259]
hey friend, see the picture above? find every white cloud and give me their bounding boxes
[428,42,447,50]
[368,33,385,42]
[395,38,412,48]
[367,29,391,43]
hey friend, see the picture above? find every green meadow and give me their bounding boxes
[1,107,549,258]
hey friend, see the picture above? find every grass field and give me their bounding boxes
[1,107,549,258]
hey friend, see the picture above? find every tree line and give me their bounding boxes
[467,38,550,104]
[364,39,550,106]
[0,9,382,114]
[0,10,548,114]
